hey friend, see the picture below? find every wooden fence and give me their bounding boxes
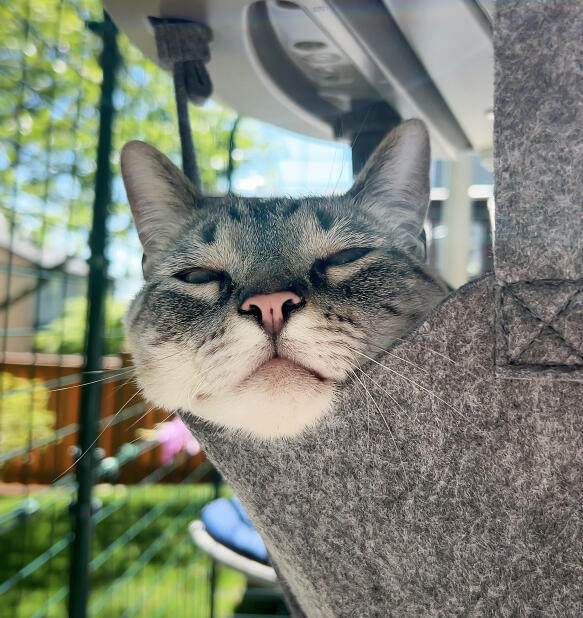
[0,352,205,485]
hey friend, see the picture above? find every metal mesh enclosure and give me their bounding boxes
[0,1,287,616]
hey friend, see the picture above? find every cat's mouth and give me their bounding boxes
[242,355,329,386]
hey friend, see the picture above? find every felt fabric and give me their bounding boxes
[494,1,583,284]
[493,0,583,376]
[187,277,583,616]
[182,1,583,614]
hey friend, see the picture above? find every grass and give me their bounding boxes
[0,483,249,617]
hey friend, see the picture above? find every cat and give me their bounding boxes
[121,119,449,439]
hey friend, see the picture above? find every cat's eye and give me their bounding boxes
[174,268,224,284]
[324,247,372,266]
[310,247,373,285]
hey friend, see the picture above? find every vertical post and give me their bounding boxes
[209,468,222,618]
[336,101,400,176]
[440,155,473,288]
[226,116,240,195]
[351,131,385,176]
[68,13,119,618]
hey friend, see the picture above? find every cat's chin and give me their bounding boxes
[192,357,335,438]
[131,343,336,439]
[188,374,335,439]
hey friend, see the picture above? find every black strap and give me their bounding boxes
[150,17,213,189]
[172,64,200,188]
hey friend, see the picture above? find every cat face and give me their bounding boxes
[122,120,448,438]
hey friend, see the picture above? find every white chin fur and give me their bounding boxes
[187,381,334,439]
[133,344,335,439]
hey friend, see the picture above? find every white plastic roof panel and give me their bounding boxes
[104,0,335,141]
[382,0,494,161]
[104,0,494,159]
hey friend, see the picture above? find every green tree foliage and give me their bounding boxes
[0,0,266,353]
[0,372,55,453]
[0,1,105,252]
[0,0,256,257]
[34,295,127,354]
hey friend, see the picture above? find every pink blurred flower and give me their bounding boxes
[152,416,201,464]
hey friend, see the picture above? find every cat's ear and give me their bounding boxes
[121,140,198,264]
[348,119,430,247]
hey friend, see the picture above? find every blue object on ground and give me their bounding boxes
[201,497,269,564]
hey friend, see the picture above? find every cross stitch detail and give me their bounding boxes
[499,280,583,368]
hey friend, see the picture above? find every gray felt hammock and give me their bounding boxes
[154,1,583,615]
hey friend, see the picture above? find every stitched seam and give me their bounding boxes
[505,361,583,371]
[504,285,583,361]
[504,287,548,361]
[547,292,583,359]
[510,285,578,324]
[502,278,583,286]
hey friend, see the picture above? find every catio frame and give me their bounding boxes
[0,1,496,616]
[0,2,261,617]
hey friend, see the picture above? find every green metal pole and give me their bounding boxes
[68,13,119,618]
[209,469,222,618]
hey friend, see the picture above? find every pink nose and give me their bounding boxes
[240,291,302,335]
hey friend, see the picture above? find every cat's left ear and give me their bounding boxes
[347,119,430,249]
[121,140,199,275]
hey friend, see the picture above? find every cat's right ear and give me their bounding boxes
[347,119,430,254]
[121,141,198,275]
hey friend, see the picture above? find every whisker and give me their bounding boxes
[112,373,138,395]
[47,366,135,393]
[389,335,486,382]
[125,361,219,433]
[131,409,178,446]
[352,349,474,425]
[52,388,146,483]
[346,359,415,425]
[349,368,409,488]
[83,368,127,375]
[49,345,215,482]
[365,341,430,375]
[117,390,147,430]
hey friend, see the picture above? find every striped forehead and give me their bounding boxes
[206,197,352,246]
[169,196,373,276]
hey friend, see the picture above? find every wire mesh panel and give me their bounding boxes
[1,0,99,613]
[0,0,266,616]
